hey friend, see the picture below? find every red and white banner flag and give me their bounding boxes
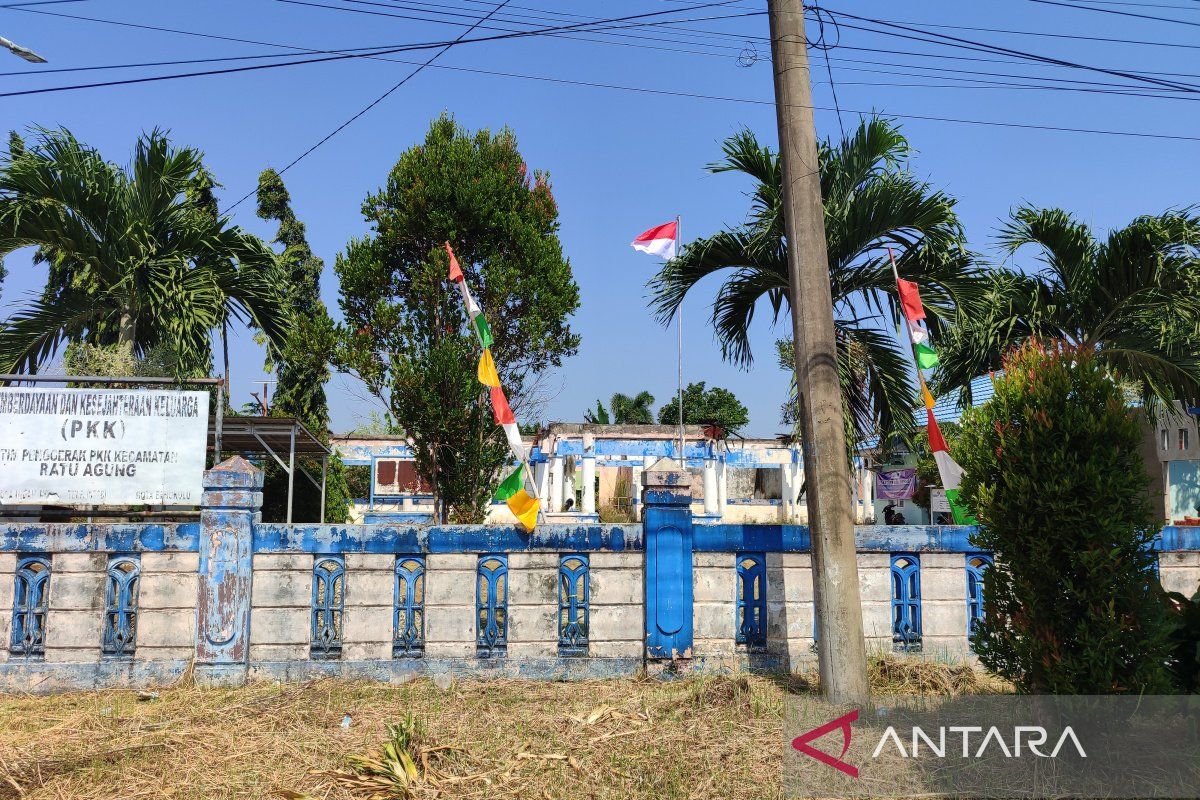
[631,220,678,260]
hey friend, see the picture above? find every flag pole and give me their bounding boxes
[676,215,684,468]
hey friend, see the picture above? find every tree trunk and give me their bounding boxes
[118,309,136,349]
[221,317,230,405]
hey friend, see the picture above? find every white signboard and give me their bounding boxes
[930,488,951,514]
[0,388,209,506]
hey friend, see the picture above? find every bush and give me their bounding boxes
[1164,587,1200,692]
[958,342,1173,694]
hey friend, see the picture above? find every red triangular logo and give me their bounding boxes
[791,709,859,778]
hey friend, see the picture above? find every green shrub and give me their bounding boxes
[1164,587,1200,692]
[958,342,1173,694]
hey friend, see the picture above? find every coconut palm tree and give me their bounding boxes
[934,206,1200,412]
[610,391,656,424]
[0,127,288,377]
[649,118,982,445]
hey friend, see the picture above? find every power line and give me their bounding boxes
[328,0,756,55]
[1055,0,1200,10]
[222,0,516,212]
[6,0,1200,148]
[818,5,1200,94]
[1028,0,1200,27]
[818,11,1200,52]
[0,2,763,99]
[0,1,88,7]
[3,1,768,67]
[11,43,1200,105]
[13,36,1200,144]
[273,0,765,61]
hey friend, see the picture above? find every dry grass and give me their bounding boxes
[0,656,1008,799]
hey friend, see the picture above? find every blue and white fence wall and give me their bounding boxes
[1,457,1197,692]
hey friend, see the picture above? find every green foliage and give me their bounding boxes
[255,168,349,524]
[656,382,748,433]
[958,342,1174,693]
[348,411,404,437]
[334,114,579,522]
[1164,586,1200,693]
[584,392,658,425]
[343,464,371,501]
[63,341,170,379]
[611,391,655,424]
[935,206,1200,416]
[649,118,982,448]
[583,399,611,424]
[0,127,289,379]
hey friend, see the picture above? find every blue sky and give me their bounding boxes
[2,0,1198,436]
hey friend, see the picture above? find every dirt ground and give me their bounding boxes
[0,657,1005,799]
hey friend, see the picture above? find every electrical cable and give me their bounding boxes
[221,0,517,212]
[0,2,765,99]
[3,2,768,66]
[5,1,1200,151]
[818,5,1200,93]
[1028,0,1200,27]
[328,0,754,57]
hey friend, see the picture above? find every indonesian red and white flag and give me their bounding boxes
[631,220,678,260]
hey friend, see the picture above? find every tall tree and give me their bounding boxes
[610,391,656,424]
[935,206,1200,414]
[649,118,981,447]
[0,127,288,377]
[335,114,580,522]
[256,168,351,523]
[657,381,749,433]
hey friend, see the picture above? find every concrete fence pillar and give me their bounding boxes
[533,456,549,504]
[581,455,597,515]
[195,455,262,685]
[716,455,728,513]
[702,457,719,515]
[642,460,694,660]
[549,456,564,513]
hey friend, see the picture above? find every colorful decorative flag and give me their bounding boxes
[890,248,972,525]
[918,374,936,411]
[477,349,500,388]
[445,241,463,283]
[906,319,929,345]
[447,238,539,529]
[490,385,526,463]
[915,342,939,370]
[473,315,493,349]
[455,278,494,350]
[493,466,523,501]
[506,488,540,532]
[926,408,972,524]
[896,278,926,322]
[631,220,678,260]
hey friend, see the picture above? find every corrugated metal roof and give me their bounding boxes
[857,374,997,452]
[928,375,996,425]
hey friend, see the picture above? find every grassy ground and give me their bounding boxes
[0,657,1008,800]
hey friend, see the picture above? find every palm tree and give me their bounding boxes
[610,391,655,425]
[649,118,982,445]
[0,127,288,377]
[935,206,1200,412]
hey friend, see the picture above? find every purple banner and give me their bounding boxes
[875,468,916,500]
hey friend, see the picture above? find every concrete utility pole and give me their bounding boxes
[0,34,47,63]
[767,0,870,703]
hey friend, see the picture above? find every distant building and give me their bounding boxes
[1152,404,1200,523]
